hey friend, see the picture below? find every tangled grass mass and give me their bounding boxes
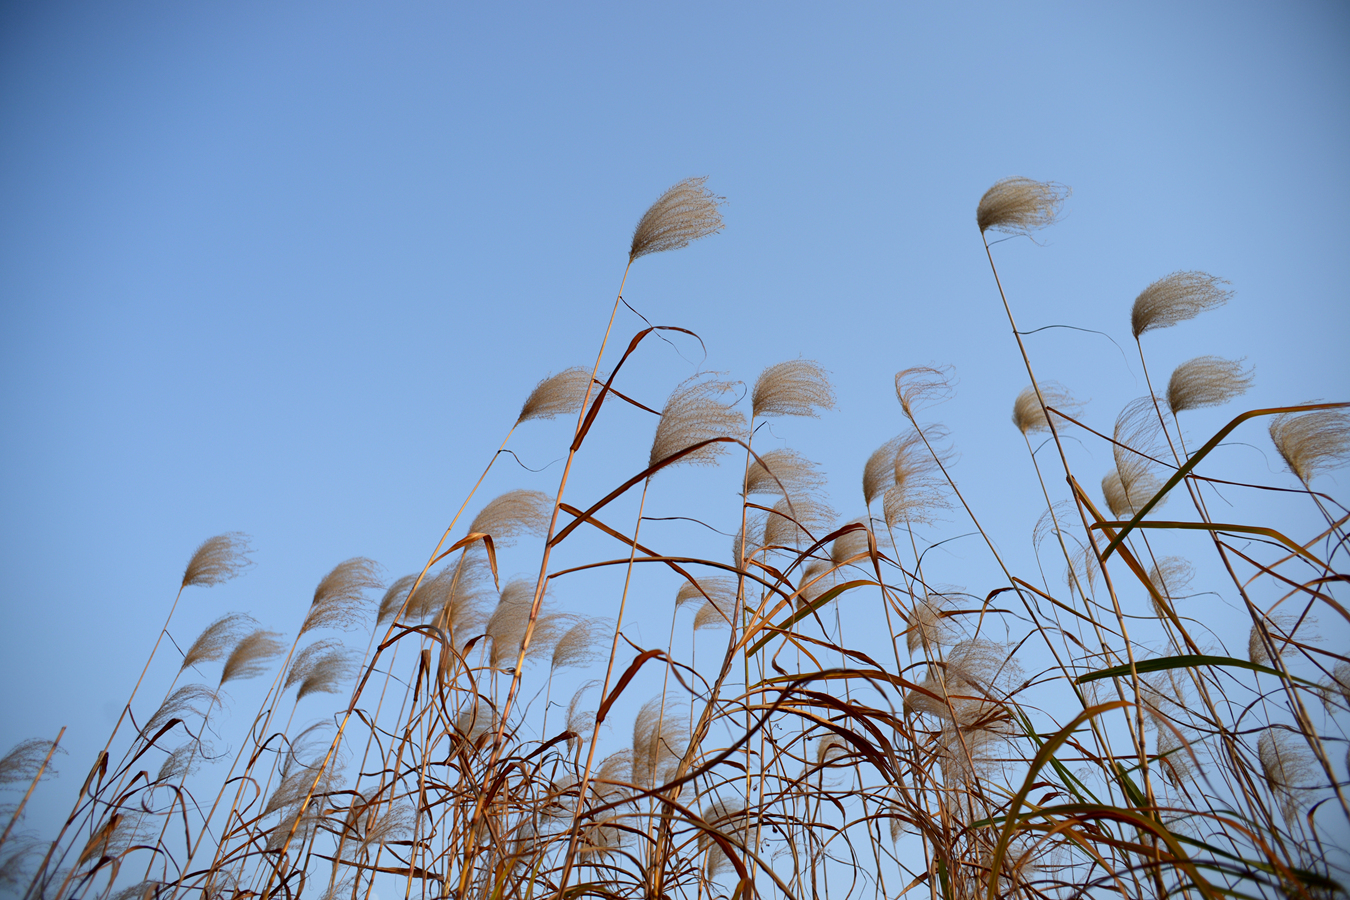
[2,177,1348,900]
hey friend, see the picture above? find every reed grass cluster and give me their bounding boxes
[2,176,1347,900]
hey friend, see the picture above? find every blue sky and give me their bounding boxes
[1,0,1348,845]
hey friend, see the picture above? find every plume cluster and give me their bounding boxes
[0,738,61,786]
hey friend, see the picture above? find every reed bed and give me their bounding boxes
[1,176,1347,900]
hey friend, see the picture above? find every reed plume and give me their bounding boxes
[219,629,285,685]
[485,579,567,668]
[863,436,901,507]
[751,359,835,419]
[181,532,253,589]
[1011,382,1080,435]
[0,740,61,787]
[1258,730,1316,826]
[906,595,956,656]
[830,517,872,566]
[518,367,594,424]
[1111,396,1170,511]
[895,365,955,422]
[648,373,746,470]
[1102,467,1163,519]
[676,576,737,611]
[744,448,826,498]
[157,743,202,783]
[976,177,1070,234]
[566,683,599,752]
[1130,271,1231,338]
[285,639,358,700]
[1165,355,1253,413]
[1269,407,1350,483]
[552,618,609,671]
[631,698,688,788]
[468,489,552,546]
[629,177,724,262]
[181,613,255,672]
[301,558,383,634]
[1247,615,1300,667]
[883,429,951,527]
[1147,556,1194,617]
[1323,662,1350,713]
[764,495,836,551]
[143,683,218,735]
[698,798,747,876]
[375,574,419,625]
[1157,729,1193,786]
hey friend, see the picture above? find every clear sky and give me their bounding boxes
[1,0,1348,846]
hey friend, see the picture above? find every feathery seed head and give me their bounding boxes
[649,373,746,471]
[145,684,218,735]
[629,177,724,262]
[1269,407,1350,484]
[976,177,1070,234]
[1148,556,1194,616]
[1258,730,1315,826]
[1323,662,1350,713]
[895,365,955,423]
[631,697,688,788]
[1011,383,1081,435]
[1131,271,1231,338]
[376,574,419,626]
[830,517,872,566]
[182,613,255,672]
[1102,467,1163,519]
[906,595,957,656]
[863,437,901,507]
[518,367,595,424]
[469,490,552,546]
[764,495,836,551]
[303,558,384,635]
[744,448,826,498]
[677,576,737,610]
[1112,397,1170,507]
[220,629,285,686]
[0,738,63,786]
[182,532,253,588]
[552,617,609,670]
[751,359,835,419]
[1166,356,1253,413]
[157,743,202,783]
[1157,729,1193,786]
[286,639,358,700]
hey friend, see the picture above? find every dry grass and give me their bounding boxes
[8,177,1349,900]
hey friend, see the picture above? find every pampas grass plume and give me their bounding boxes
[1166,356,1253,413]
[182,532,253,588]
[1269,407,1350,484]
[976,177,1070,234]
[518,367,594,424]
[649,373,746,470]
[1131,271,1231,338]
[751,359,835,419]
[629,177,724,262]
[302,558,384,635]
